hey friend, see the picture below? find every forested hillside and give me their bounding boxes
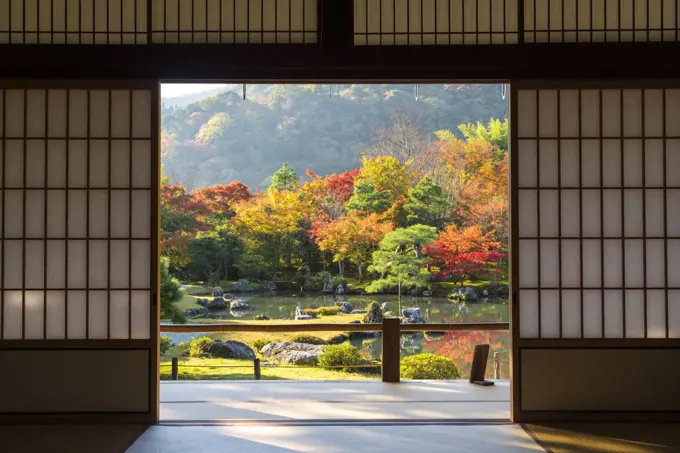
[161,84,507,189]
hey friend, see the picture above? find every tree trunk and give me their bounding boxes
[338,259,345,277]
[357,257,363,282]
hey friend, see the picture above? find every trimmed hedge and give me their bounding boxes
[318,344,362,371]
[288,334,327,345]
[400,353,460,380]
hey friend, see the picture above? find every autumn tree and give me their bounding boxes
[187,227,245,282]
[345,179,392,214]
[404,176,451,229]
[190,181,251,219]
[269,162,299,191]
[425,224,504,286]
[311,213,394,280]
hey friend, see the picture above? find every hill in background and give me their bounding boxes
[161,84,507,189]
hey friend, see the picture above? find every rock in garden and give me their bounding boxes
[196,298,209,307]
[335,301,353,314]
[380,302,389,313]
[204,340,255,360]
[184,308,208,318]
[224,293,235,300]
[261,281,277,292]
[352,309,367,314]
[402,307,425,323]
[232,279,255,293]
[295,306,314,320]
[207,297,229,310]
[212,286,225,297]
[448,287,479,302]
[482,289,489,298]
[362,302,383,324]
[261,342,325,366]
[230,299,252,310]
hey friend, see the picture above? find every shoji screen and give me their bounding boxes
[512,81,680,421]
[523,0,680,43]
[0,81,159,422]
[354,0,519,45]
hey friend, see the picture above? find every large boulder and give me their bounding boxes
[212,286,225,297]
[402,307,425,324]
[230,299,251,310]
[261,342,325,366]
[362,301,383,324]
[184,308,208,318]
[196,298,209,307]
[204,340,255,360]
[335,301,353,314]
[295,306,314,320]
[449,287,479,302]
[206,297,229,310]
[232,279,255,293]
[380,302,390,313]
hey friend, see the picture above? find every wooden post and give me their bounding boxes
[171,357,179,381]
[382,318,401,383]
[254,358,261,380]
[469,344,494,386]
[493,352,500,380]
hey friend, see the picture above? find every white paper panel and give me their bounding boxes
[110,291,130,339]
[131,240,150,289]
[47,90,68,138]
[602,140,621,187]
[561,240,580,287]
[518,190,537,237]
[624,239,644,288]
[540,289,560,338]
[582,291,602,339]
[111,90,131,138]
[561,290,581,338]
[110,240,130,288]
[603,239,622,287]
[90,140,109,188]
[604,290,624,338]
[68,190,87,238]
[5,140,24,188]
[539,190,559,237]
[670,291,680,338]
[26,140,45,187]
[580,190,600,237]
[26,90,46,138]
[539,140,558,187]
[131,140,151,188]
[602,190,622,237]
[46,240,66,288]
[623,90,642,137]
[4,240,22,288]
[3,291,23,339]
[25,190,45,238]
[602,90,621,136]
[580,90,600,137]
[647,290,666,339]
[518,140,537,187]
[132,90,151,138]
[625,290,645,338]
[89,240,108,289]
[3,190,21,238]
[68,140,88,188]
[518,90,537,138]
[25,240,44,289]
[45,291,66,339]
[623,140,643,186]
[88,291,108,339]
[559,90,579,138]
[67,291,87,339]
[645,189,664,237]
[623,189,643,237]
[46,190,66,238]
[89,190,109,237]
[644,89,664,137]
[47,140,67,187]
[67,240,86,288]
[89,91,109,138]
[668,190,680,236]
[668,91,680,136]
[582,239,601,288]
[644,139,664,188]
[24,291,45,339]
[131,190,151,238]
[560,140,579,187]
[646,239,666,288]
[538,90,558,138]
[131,290,150,339]
[520,239,539,288]
[560,190,579,237]
[111,140,130,187]
[519,290,539,338]
[669,240,680,286]
[5,90,24,137]
[69,90,88,138]
[110,190,130,238]
[540,239,559,287]
[581,140,600,187]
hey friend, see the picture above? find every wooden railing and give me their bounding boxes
[160,319,509,383]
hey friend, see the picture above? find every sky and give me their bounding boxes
[161,83,225,98]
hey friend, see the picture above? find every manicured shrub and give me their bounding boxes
[302,306,342,317]
[160,336,174,355]
[400,353,460,380]
[251,338,272,352]
[318,344,362,371]
[187,337,213,358]
[254,314,270,320]
[288,334,327,345]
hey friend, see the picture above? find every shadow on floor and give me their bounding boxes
[0,425,149,453]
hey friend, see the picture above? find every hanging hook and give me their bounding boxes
[414,84,420,101]
[243,83,247,100]
[329,84,333,98]
[501,84,507,100]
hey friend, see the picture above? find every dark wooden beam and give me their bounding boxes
[2,42,680,81]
